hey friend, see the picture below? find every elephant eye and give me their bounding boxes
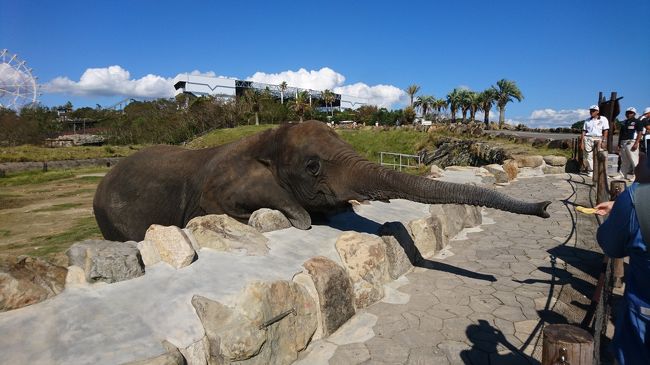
[306,158,321,176]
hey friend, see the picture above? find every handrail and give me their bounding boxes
[379,152,422,171]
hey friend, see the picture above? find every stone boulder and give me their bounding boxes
[502,160,519,181]
[407,217,442,258]
[484,164,509,183]
[186,215,269,256]
[0,256,67,312]
[66,240,144,283]
[335,232,389,308]
[298,256,355,338]
[377,222,417,279]
[543,155,567,167]
[543,165,566,174]
[144,225,196,269]
[248,208,292,233]
[192,280,317,365]
[513,155,544,168]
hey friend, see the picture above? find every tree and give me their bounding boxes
[467,91,480,122]
[446,88,462,123]
[242,89,263,125]
[457,89,474,123]
[279,81,288,104]
[402,106,417,125]
[405,84,420,107]
[493,79,524,129]
[290,91,311,122]
[414,95,435,119]
[322,89,335,116]
[477,88,498,127]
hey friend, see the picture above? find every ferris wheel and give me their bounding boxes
[0,49,39,109]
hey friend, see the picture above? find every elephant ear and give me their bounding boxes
[199,158,312,230]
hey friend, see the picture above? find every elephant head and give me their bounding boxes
[244,121,550,229]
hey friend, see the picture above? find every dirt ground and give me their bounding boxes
[0,172,106,266]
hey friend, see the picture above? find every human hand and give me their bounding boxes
[594,201,614,216]
[631,143,638,152]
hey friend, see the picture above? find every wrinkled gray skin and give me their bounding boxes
[94,121,551,241]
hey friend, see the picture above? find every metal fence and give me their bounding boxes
[379,152,422,171]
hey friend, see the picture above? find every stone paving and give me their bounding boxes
[295,173,609,365]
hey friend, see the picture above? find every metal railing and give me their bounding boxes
[379,152,422,171]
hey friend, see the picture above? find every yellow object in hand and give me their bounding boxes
[576,206,597,214]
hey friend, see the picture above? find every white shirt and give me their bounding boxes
[583,116,609,137]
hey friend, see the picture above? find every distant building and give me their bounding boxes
[172,74,367,110]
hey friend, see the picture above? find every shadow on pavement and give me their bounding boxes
[461,319,540,365]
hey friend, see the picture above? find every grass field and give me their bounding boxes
[0,144,144,163]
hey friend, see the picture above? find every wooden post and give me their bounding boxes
[543,324,594,365]
[592,141,600,185]
[610,180,627,288]
[607,92,617,154]
[596,151,609,204]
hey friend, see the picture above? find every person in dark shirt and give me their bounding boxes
[595,152,650,365]
[619,107,644,180]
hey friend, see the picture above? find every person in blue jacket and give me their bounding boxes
[595,152,650,365]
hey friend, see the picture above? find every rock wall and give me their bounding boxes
[0,157,122,174]
[0,199,483,364]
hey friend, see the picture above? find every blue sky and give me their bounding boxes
[2,0,649,127]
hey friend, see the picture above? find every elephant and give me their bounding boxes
[93,121,551,241]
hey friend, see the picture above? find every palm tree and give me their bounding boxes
[414,95,435,119]
[477,88,498,127]
[279,81,288,104]
[493,79,524,129]
[322,89,335,116]
[405,84,421,107]
[446,88,462,123]
[290,91,311,122]
[243,89,262,125]
[467,91,480,122]
[458,89,473,123]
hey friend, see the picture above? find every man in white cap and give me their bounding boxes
[580,104,609,177]
[618,107,644,180]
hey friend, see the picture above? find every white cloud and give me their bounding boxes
[517,108,590,129]
[334,83,407,108]
[42,65,407,108]
[43,65,174,98]
[246,67,345,91]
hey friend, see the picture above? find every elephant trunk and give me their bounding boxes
[350,162,550,218]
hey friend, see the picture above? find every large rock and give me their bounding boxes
[0,256,67,312]
[502,160,519,180]
[377,222,417,279]
[429,204,467,238]
[484,164,509,183]
[248,209,292,233]
[192,280,317,365]
[462,205,483,228]
[335,232,389,308]
[144,225,196,269]
[543,155,567,167]
[300,256,355,337]
[137,240,161,267]
[513,155,544,168]
[179,336,209,365]
[543,165,566,174]
[66,240,144,283]
[122,340,184,365]
[407,217,442,258]
[186,215,269,255]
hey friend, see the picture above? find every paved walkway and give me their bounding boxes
[296,173,610,365]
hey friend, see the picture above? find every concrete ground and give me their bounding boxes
[295,173,613,365]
